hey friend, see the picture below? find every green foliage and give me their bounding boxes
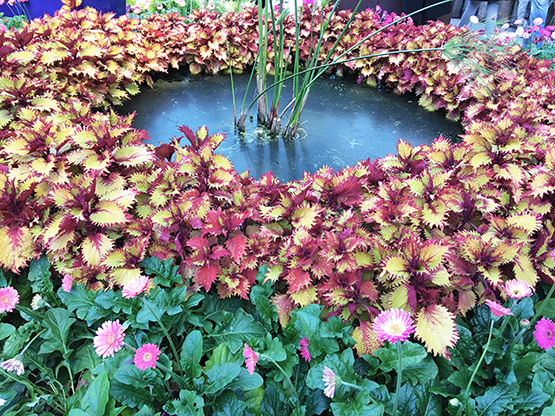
[2,257,555,414]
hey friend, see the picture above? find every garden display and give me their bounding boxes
[0,0,555,414]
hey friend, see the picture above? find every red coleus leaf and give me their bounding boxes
[271,294,296,327]
[285,267,311,293]
[194,262,221,292]
[226,233,247,263]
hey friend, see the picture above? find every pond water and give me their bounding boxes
[117,74,464,182]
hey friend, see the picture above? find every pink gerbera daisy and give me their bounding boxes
[243,344,257,375]
[122,275,151,299]
[61,275,74,293]
[535,318,555,350]
[0,287,19,313]
[322,366,336,398]
[93,320,125,358]
[503,279,532,299]
[134,343,161,370]
[485,300,513,317]
[299,337,311,362]
[373,308,415,344]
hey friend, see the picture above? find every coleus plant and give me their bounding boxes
[0,5,554,359]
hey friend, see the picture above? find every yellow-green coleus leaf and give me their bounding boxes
[0,226,39,272]
[380,255,409,279]
[415,304,458,358]
[114,145,153,167]
[89,201,128,226]
[81,233,114,266]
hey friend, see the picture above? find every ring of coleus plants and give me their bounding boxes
[0,4,554,358]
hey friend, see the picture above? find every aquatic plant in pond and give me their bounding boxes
[118,74,464,181]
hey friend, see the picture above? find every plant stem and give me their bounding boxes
[458,318,495,416]
[392,341,403,416]
[142,297,183,375]
[260,354,299,406]
[226,41,236,124]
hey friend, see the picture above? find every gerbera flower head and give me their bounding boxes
[299,337,311,362]
[243,344,257,375]
[134,343,161,370]
[535,318,555,350]
[503,279,533,299]
[0,357,24,375]
[30,294,47,310]
[93,320,125,358]
[122,275,151,299]
[0,286,19,313]
[373,308,415,344]
[485,300,513,317]
[61,275,73,292]
[322,366,336,398]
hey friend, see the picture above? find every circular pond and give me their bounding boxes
[117,74,464,182]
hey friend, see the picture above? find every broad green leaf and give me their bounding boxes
[109,379,153,409]
[213,390,248,416]
[260,383,287,416]
[292,304,339,358]
[0,323,16,340]
[164,390,204,415]
[2,321,39,357]
[81,372,110,416]
[140,257,181,287]
[250,281,278,326]
[475,383,518,416]
[211,308,265,353]
[58,284,108,325]
[331,390,384,416]
[39,308,76,355]
[227,367,264,391]
[28,255,54,302]
[94,290,135,315]
[74,343,102,374]
[180,330,203,378]
[204,363,242,394]
[374,341,428,373]
[205,343,242,370]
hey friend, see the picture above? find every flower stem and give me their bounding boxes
[260,354,299,406]
[457,318,495,416]
[392,342,403,416]
[142,297,183,375]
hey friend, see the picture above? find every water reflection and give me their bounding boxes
[116,74,464,182]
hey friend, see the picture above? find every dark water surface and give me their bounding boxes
[117,75,464,182]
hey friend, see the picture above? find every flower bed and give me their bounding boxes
[0,2,554,368]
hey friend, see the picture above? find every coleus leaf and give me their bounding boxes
[271,294,296,327]
[352,320,383,356]
[225,233,247,263]
[415,304,458,358]
[114,145,154,167]
[81,233,114,267]
[89,201,128,226]
[0,226,40,272]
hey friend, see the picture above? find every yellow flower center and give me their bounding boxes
[388,322,403,335]
[143,353,152,361]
